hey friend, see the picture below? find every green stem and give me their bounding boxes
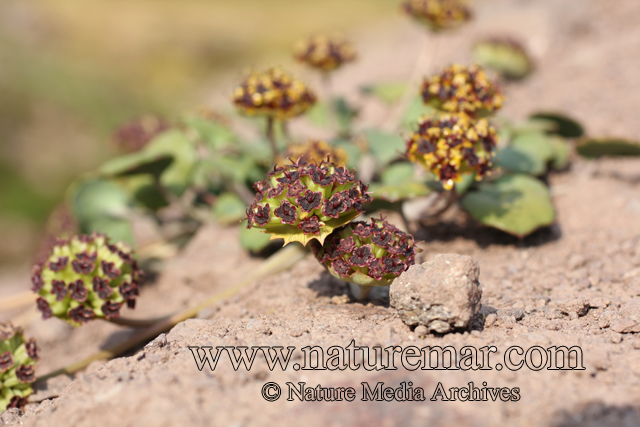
[34,244,308,385]
[266,116,277,159]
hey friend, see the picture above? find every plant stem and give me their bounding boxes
[349,283,372,301]
[34,244,307,385]
[266,116,277,159]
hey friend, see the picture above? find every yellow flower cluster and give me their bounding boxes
[232,68,317,120]
[293,35,356,72]
[402,0,472,32]
[421,64,504,117]
[278,140,348,167]
[406,114,498,190]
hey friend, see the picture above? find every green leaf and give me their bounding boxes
[240,224,273,253]
[472,42,532,80]
[530,112,584,138]
[213,192,247,225]
[495,147,546,175]
[576,138,640,158]
[333,97,358,134]
[71,179,134,245]
[454,173,476,195]
[549,136,570,170]
[360,82,408,105]
[332,138,362,169]
[181,115,237,150]
[364,129,404,166]
[460,173,555,238]
[401,96,434,130]
[381,163,415,185]
[121,175,169,211]
[369,182,430,203]
[100,129,198,196]
[306,101,331,127]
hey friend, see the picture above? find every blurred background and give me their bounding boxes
[0,0,395,268]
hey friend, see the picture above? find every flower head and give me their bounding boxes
[472,36,533,80]
[0,323,39,411]
[313,218,420,287]
[32,233,144,326]
[278,140,348,168]
[232,67,317,120]
[293,34,356,72]
[246,159,371,246]
[406,114,498,189]
[113,115,170,153]
[402,0,472,32]
[421,64,504,117]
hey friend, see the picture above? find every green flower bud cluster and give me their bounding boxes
[0,323,39,411]
[32,233,144,326]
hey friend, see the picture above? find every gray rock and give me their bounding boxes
[389,254,483,334]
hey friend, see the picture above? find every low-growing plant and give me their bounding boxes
[0,323,38,411]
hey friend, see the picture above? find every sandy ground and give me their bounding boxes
[1,0,640,425]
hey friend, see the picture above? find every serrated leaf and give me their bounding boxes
[364,129,404,166]
[576,138,640,158]
[265,211,362,247]
[460,173,555,238]
[530,112,584,138]
[213,192,247,225]
[240,224,273,252]
[360,82,408,105]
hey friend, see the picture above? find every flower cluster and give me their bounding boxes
[293,34,356,72]
[473,37,532,80]
[0,323,39,411]
[232,67,317,120]
[313,218,420,287]
[113,115,170,153]
[421,64,504,117]
[406,114,498,189]
[246,159,371,246]
[278,140,347,168]
[402,0,472,32]
[32,233,144,326]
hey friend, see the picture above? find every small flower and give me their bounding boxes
[402,0,472,32]
[406,113,498,189]
[245,159,371,246]
[293,34,356,72]
[278,140,348,168]
[31,233,145,326]
[472,36,533,80]
[313,218,420,287]
[0,323,39,411]
[113,115,170,153]
[421,64,504,117]
[232,67,317,120]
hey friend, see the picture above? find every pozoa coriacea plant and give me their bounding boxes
[0,323,39,411]
[311,217,420,298]
[32,233,144,326]
[245,157,371,246]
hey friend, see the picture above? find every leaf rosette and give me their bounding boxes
[245,159,371,246]
[31,233,145,326]
[312,218,420,287]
